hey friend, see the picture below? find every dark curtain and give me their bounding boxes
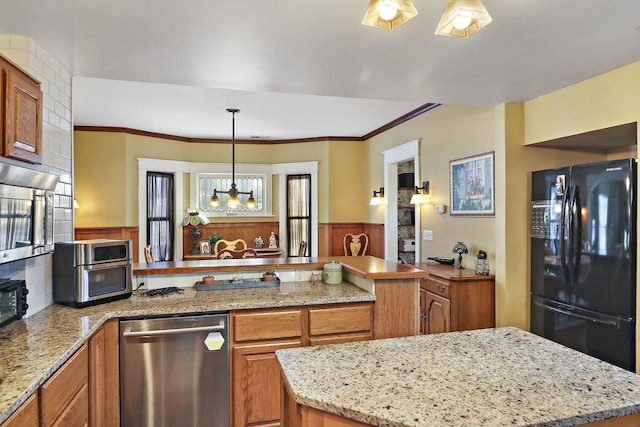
[147,172,174,261]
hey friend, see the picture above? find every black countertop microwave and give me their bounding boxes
[0,279,28,328]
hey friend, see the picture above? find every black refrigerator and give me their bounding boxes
[530,158,637,371]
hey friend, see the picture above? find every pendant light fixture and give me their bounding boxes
[209,109,257,210]
[361,0,418,32]
[434,0,492,39]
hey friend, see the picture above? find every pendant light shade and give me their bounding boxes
[435,0,492,39]
[361,0,418,32]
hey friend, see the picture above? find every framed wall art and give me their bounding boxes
[449,151,495,216]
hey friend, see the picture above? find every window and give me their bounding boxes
[286,174,311,256]
[197,173,266,216]
[147,172,174,261]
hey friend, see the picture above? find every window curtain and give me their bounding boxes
[287,174,311,256]
[147,172,174,261]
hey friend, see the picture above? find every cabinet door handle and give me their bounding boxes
[436,284,445,293]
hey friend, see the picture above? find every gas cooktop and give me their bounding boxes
[141,287,185,297]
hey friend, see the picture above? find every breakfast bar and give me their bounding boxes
[277,327,640,426]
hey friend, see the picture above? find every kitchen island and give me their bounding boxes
[277,327,640,426]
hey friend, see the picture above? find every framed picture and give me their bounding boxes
[199,240,211,255]
[449,151,495,216]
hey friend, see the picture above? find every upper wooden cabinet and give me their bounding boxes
[0,54,43,164]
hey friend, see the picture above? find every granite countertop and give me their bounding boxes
[0,281,373,424]
[277,327,640,426]
[134,255,430,280]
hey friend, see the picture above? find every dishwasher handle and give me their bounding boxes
[122,324,226,338]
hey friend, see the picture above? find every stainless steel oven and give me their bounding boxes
[53,239,132,307]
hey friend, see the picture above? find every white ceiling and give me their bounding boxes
[1,0,640,140]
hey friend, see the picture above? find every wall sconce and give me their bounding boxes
[410,181,429,204]
[369,187,385,205]
[434,0,492,39]
[73,199,79,209]
[361,0,418,32]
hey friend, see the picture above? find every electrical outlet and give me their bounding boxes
[423,230,433,241]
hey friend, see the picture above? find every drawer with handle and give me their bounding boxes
[422,277,450,298]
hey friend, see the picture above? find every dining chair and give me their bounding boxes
[214,238,247,257]
[343,233,368,256]
[297,240,307,257]
[216,248,258,259]
[144,245,155,262]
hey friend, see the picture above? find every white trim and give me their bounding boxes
[274,162,319,257]
[137,158,186,262]
[137,158,319,260]
[382,139,421,263]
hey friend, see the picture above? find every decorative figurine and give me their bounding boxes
[452,242,469,269]
[254,236,264,249]
[269,232,278,248]
[475,250,490,275]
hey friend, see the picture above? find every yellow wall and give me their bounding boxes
[525,61,640,144]
[74,131,363,227]
[364,104,497,268]
[74,132,127,227]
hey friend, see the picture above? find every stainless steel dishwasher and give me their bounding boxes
[120,312,229,427]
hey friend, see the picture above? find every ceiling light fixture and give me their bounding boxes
[361,0,418,32]
[209,109,257,210]
[435,0,492,39]
[410,181,430,205]
[369,187,385,206]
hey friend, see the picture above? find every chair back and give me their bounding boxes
[144,245,155,262]
[343,233,368,256]
[297,240,307,257]
[214,238,247,256]
[217,248,258,259]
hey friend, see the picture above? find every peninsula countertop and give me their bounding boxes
[0,281,373,424]
[133,255,430,280]
[276,327,640,426]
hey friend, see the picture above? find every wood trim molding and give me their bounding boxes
[73,103,440,144]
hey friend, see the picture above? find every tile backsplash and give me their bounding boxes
[0,35,73,316]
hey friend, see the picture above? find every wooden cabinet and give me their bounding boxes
[89,319,119,427]
[308,303,373,345]
[0,392,39,427]
[231,302,373,427]
[2,320,118,427]
[40,344,89,427]
[415,263,495,334]
[232,308,304,427]
[0,54,42,164]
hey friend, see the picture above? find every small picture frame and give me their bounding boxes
[199,240,211,255]
[450,151,495,216]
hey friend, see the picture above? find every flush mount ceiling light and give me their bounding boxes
[435,0,492,39]
[209,109,257,210]
[361,0,418,32]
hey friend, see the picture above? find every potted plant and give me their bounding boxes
[262,265,278,281]
[208,231,223,248]
[202,275,215,285]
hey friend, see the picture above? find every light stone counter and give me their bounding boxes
[276,327,640,426]
[0,281,373,424]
